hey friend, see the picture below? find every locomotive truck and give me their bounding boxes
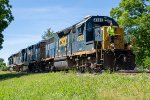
[8,16,136,73]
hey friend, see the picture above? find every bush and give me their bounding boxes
[1,66,9,71]
[143,57,150,69]
[0,58,8,71]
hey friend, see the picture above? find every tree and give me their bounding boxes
[42,28,54,39]
[0,0,14,49]
[0,58,8,71]
[143,57,150,69]
[110,0,150,66]
[0,58,4,62]
[0,58,5,67]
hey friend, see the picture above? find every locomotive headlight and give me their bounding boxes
[129,45,133,50]
[110,43,114,48]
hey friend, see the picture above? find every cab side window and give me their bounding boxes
[78,24,84,35]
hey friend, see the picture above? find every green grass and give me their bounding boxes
[0,71,150,100]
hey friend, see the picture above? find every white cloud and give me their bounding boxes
[13,7,50,13]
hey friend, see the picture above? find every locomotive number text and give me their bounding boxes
[77,35,84,41]
[93,18,103,22]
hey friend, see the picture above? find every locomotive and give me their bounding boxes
[8,16,136,72]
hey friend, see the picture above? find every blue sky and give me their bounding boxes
[0,0,120,63]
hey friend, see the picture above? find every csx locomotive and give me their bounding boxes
[8,16,135,72]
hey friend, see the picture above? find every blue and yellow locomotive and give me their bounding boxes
[8,16,135,72]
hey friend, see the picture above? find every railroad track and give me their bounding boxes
[115,70,150,75]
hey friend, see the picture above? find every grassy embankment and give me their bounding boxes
[0,71,150,100]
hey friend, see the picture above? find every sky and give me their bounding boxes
[0,0,121,63]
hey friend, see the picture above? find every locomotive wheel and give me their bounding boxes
[79,66,85,73]
[76,66,80,73]
[50,66,56,72]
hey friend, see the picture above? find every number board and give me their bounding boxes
[93,18,113,23]
[93,18,104,23]
[77,35,84,41]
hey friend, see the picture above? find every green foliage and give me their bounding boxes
[0,0,14,49]
[143,57,150,69]
[42,28,54,39]
[0,58,5,67]
[0,72,150,99]
[0,58,7,71]
[1,66,8,71]
[0,58,4,63]
[110,0,150,66]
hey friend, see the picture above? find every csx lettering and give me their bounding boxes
[59,37,67,47]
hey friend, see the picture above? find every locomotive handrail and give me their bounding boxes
[86,41,94,45]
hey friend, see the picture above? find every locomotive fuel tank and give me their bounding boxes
[54,57,73,70]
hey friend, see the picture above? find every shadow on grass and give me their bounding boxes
[0,72,29,81]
